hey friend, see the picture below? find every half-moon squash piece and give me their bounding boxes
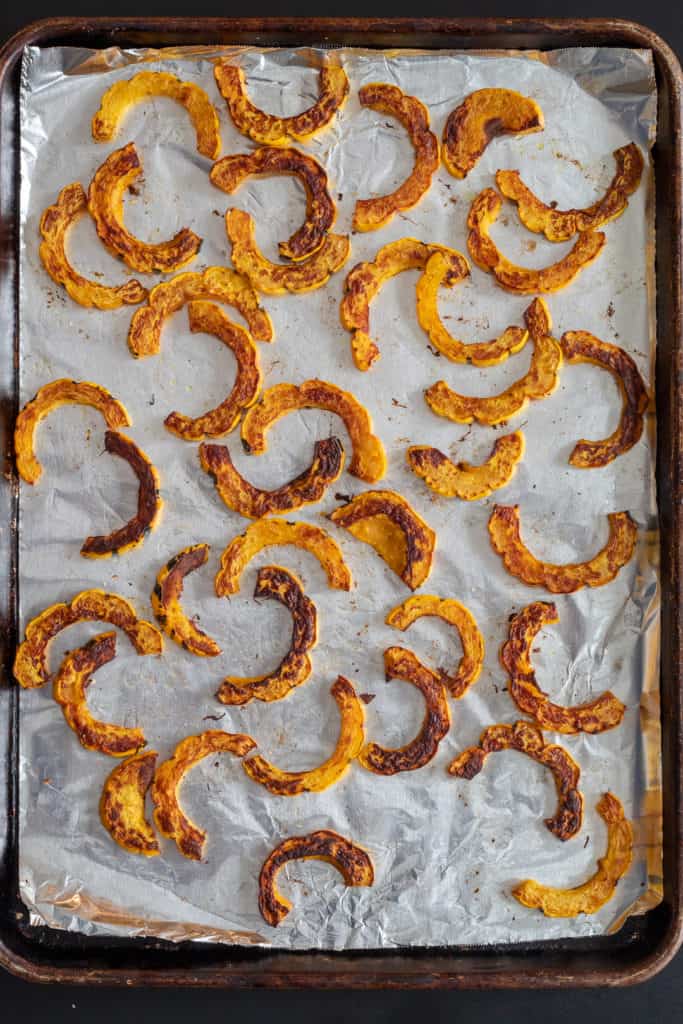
[39,183,147,311]
[243,675,364,795]
[240,378,386,483]
[443,88,544,179]
[258,829,374,926]
[488,505,638,593]
[501,601,625,733]
[151,544,221,657]
[88,143,201,274]
[92,71,221,159]
[467,188,605,294]
[448,719,583,841]
[513,792,633,917]
[100,750,160,856]
[217,565,317,706]
[407,431,525,501]
[151,730,256,860]
[15,378,131,485]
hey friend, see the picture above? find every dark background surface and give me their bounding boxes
[1,2,681,1019]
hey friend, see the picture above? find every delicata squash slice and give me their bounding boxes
[488,505,638,593]
[241,378,386,482]
[408,431,525,501]
[501,602,625,734]
[39,183,147,311]
[88,143,201,274]
[243,675,364,796]
[217,565,317,706]
[151,544,221,657]
[100,750,160,857]
[442,88,544,179]
[448,719,584,841]
[258,829,374,927]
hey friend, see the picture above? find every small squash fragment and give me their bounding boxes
[442,88,544,179]
[151,544,221,657]
[408,431,525,501]
[100,750,160,857]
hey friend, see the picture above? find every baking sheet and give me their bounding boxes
[16,43,661,949]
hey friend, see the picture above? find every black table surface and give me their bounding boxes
[1,1,681,1019]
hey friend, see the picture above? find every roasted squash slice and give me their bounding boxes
[100,750,160,856]
[442,88,544,179]
[408,431,525,501]
[151,544,221,657]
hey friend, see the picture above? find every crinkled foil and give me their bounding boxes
[16,43,660,949]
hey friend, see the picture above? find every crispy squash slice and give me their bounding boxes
[92,71,221,159]
[243,675,364,795]
[353,83,439,232]
[560,330,649,468]
[217,565,317,706]
[425,298,561,425]
[88,143,201,274]
[259,829,374,926]
[496,144,644,242]
[215,518,352,595]
[442,88,544,179]
[15,378,131,485]
[501,601,625,733]
[151,730,256,860]
[340,238,470,371]
[467,188,605,294]
[241,378,386,483]
[214,62,349,146]
[386,594,484,699]
[408,431,525,501]
[39,183,147,311]
[211,147,335,261]
[81,431,162,559]
[448,719,584,840]
[151,544,221,657]
[488,505,638,593]
[513,792,633,916]
[100,750,160,856]
[200,437,344,519]
[164,301,261,442]
[13,589,162,690]
[53,632,146,757]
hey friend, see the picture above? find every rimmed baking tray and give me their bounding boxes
[0,16,681,988]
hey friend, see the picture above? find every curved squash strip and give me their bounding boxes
[243,676,364,795]
[502,602,625,734]
[53,632,146,757]
[81,431,162,559]
[416,252,528,365]
[226,208,349,295]
[92,71,221,159]
[127,265,273,359]
[488,505,638,594]
[15,378,131,485]
[214,62,349,146]
[211,147,335,261]
[88,143,201,274]
[39,183,147,311]
[408,432,524,501]
[513,792,633,917]
[358,646,450,775]
[100,750,160,856]
[386,594,484,699]
[215,518,352,596]
[496,144,644,242]
[151,544,221,657]
[448,720,583,841]
[329,490,435,591]
[200,437,344,519]
[340,238,470,371]
[217,565,317,706]
[425,298,562,425]
[13,589,162,690]
[561,331,649,468]
[353,83,439,232]
[443,88,544,179]
[259,829,374,927]
[241,378,386,483]
[467,188,605,294]
[151,730,256,860]
[163,301,261,442]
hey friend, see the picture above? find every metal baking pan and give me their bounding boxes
[0,17,681,988]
